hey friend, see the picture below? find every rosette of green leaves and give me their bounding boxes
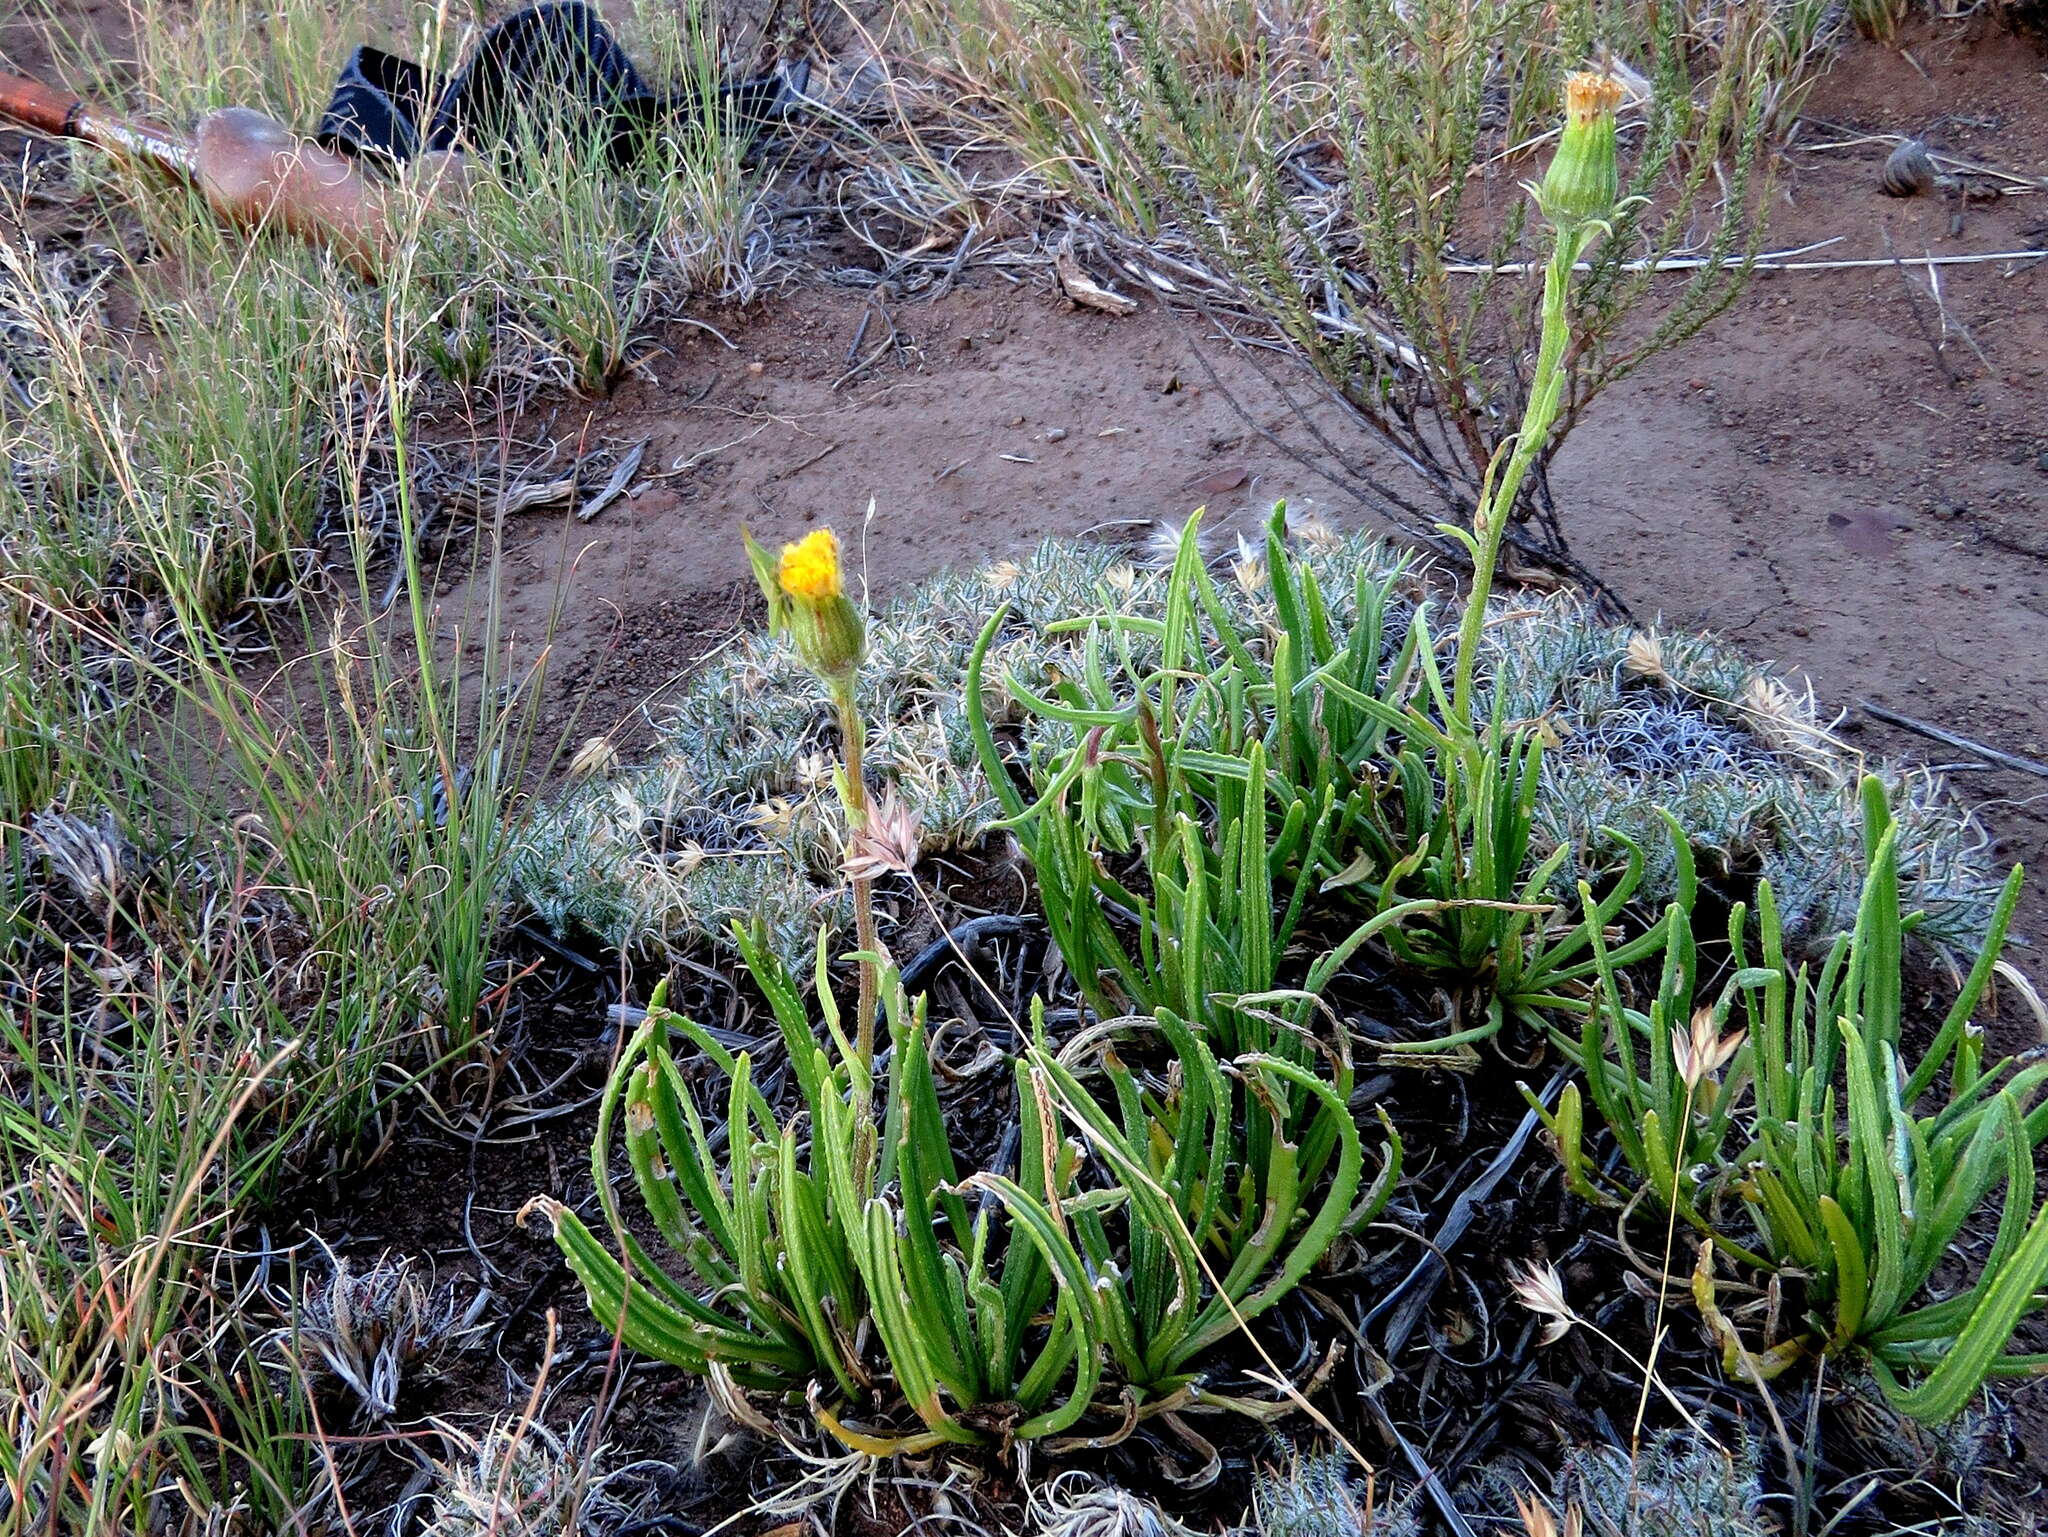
[542,929,1391,1444]
[1028,1009,1397,1401]
[539,930,1098,1449]
[1541,777,2047,1421]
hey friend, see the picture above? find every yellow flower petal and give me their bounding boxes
[778,528,843,603]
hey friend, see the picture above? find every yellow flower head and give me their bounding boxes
[1563,71,1627,129]
[778,529,843,603]
[743,524,864,684]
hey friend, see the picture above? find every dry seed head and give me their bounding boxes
[1739,673,1835,759]
[1741,673,1793,727]
[1230,535,1267,595]
[567,737,621,782]
[604,782,644,831]
[1514,1491,1583,1537]
[746,797,797,839]
[1564,71,1628,127]
[1674,1008,1745,1091]
[85,1426,138,1473]
[1103,560,1139,598]
[844,786,923,882]
[1510,1260,1575,1346]
[982,559,1024,592]
[1143,516,1210,570]
[1282,501,1340,550]
[1623,630,1669,684]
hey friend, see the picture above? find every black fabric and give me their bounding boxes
[315,3,799,169]
[425,2,655,159]
[320,45,441,163]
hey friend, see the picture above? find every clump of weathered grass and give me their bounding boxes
[1028,1470,1199,1537]
[1479,595,2002,947]
[1557,1432,1771,1537]
[271,1248,487,1425]
[509,537,1153,960]
[0,4,810,1531]
[1468,1430,1772,1537]
[1252,1450,1415,1537]
[414,1415,654,1537]
[0,15,596,1525]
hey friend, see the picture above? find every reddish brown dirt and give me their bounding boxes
[473,280,1379,756]
[0,3,124,80]
[480,22,2048,954]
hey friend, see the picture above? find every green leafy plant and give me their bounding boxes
[967,514,1473,1065]
[1328,718,1672,1051]
[967,505,1671,1059]
[543,524,1383,1448]
[1033,1010,1394,1403]
[538,934,1387,1446]
[1538,777,2046,1421]
[538,940,1099,1450]
[968,527,1305,1053]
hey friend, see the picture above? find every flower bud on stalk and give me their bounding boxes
[741,520,882,1106]
[758,527,866,684]
[1449,68,1625,736]
[1538,71,1626,232]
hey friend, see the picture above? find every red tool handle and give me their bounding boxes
[0,70,84,137]
[0,68,196,179]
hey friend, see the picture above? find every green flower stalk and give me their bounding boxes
[1449,70,1625,732]
[743,524,881,1153]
